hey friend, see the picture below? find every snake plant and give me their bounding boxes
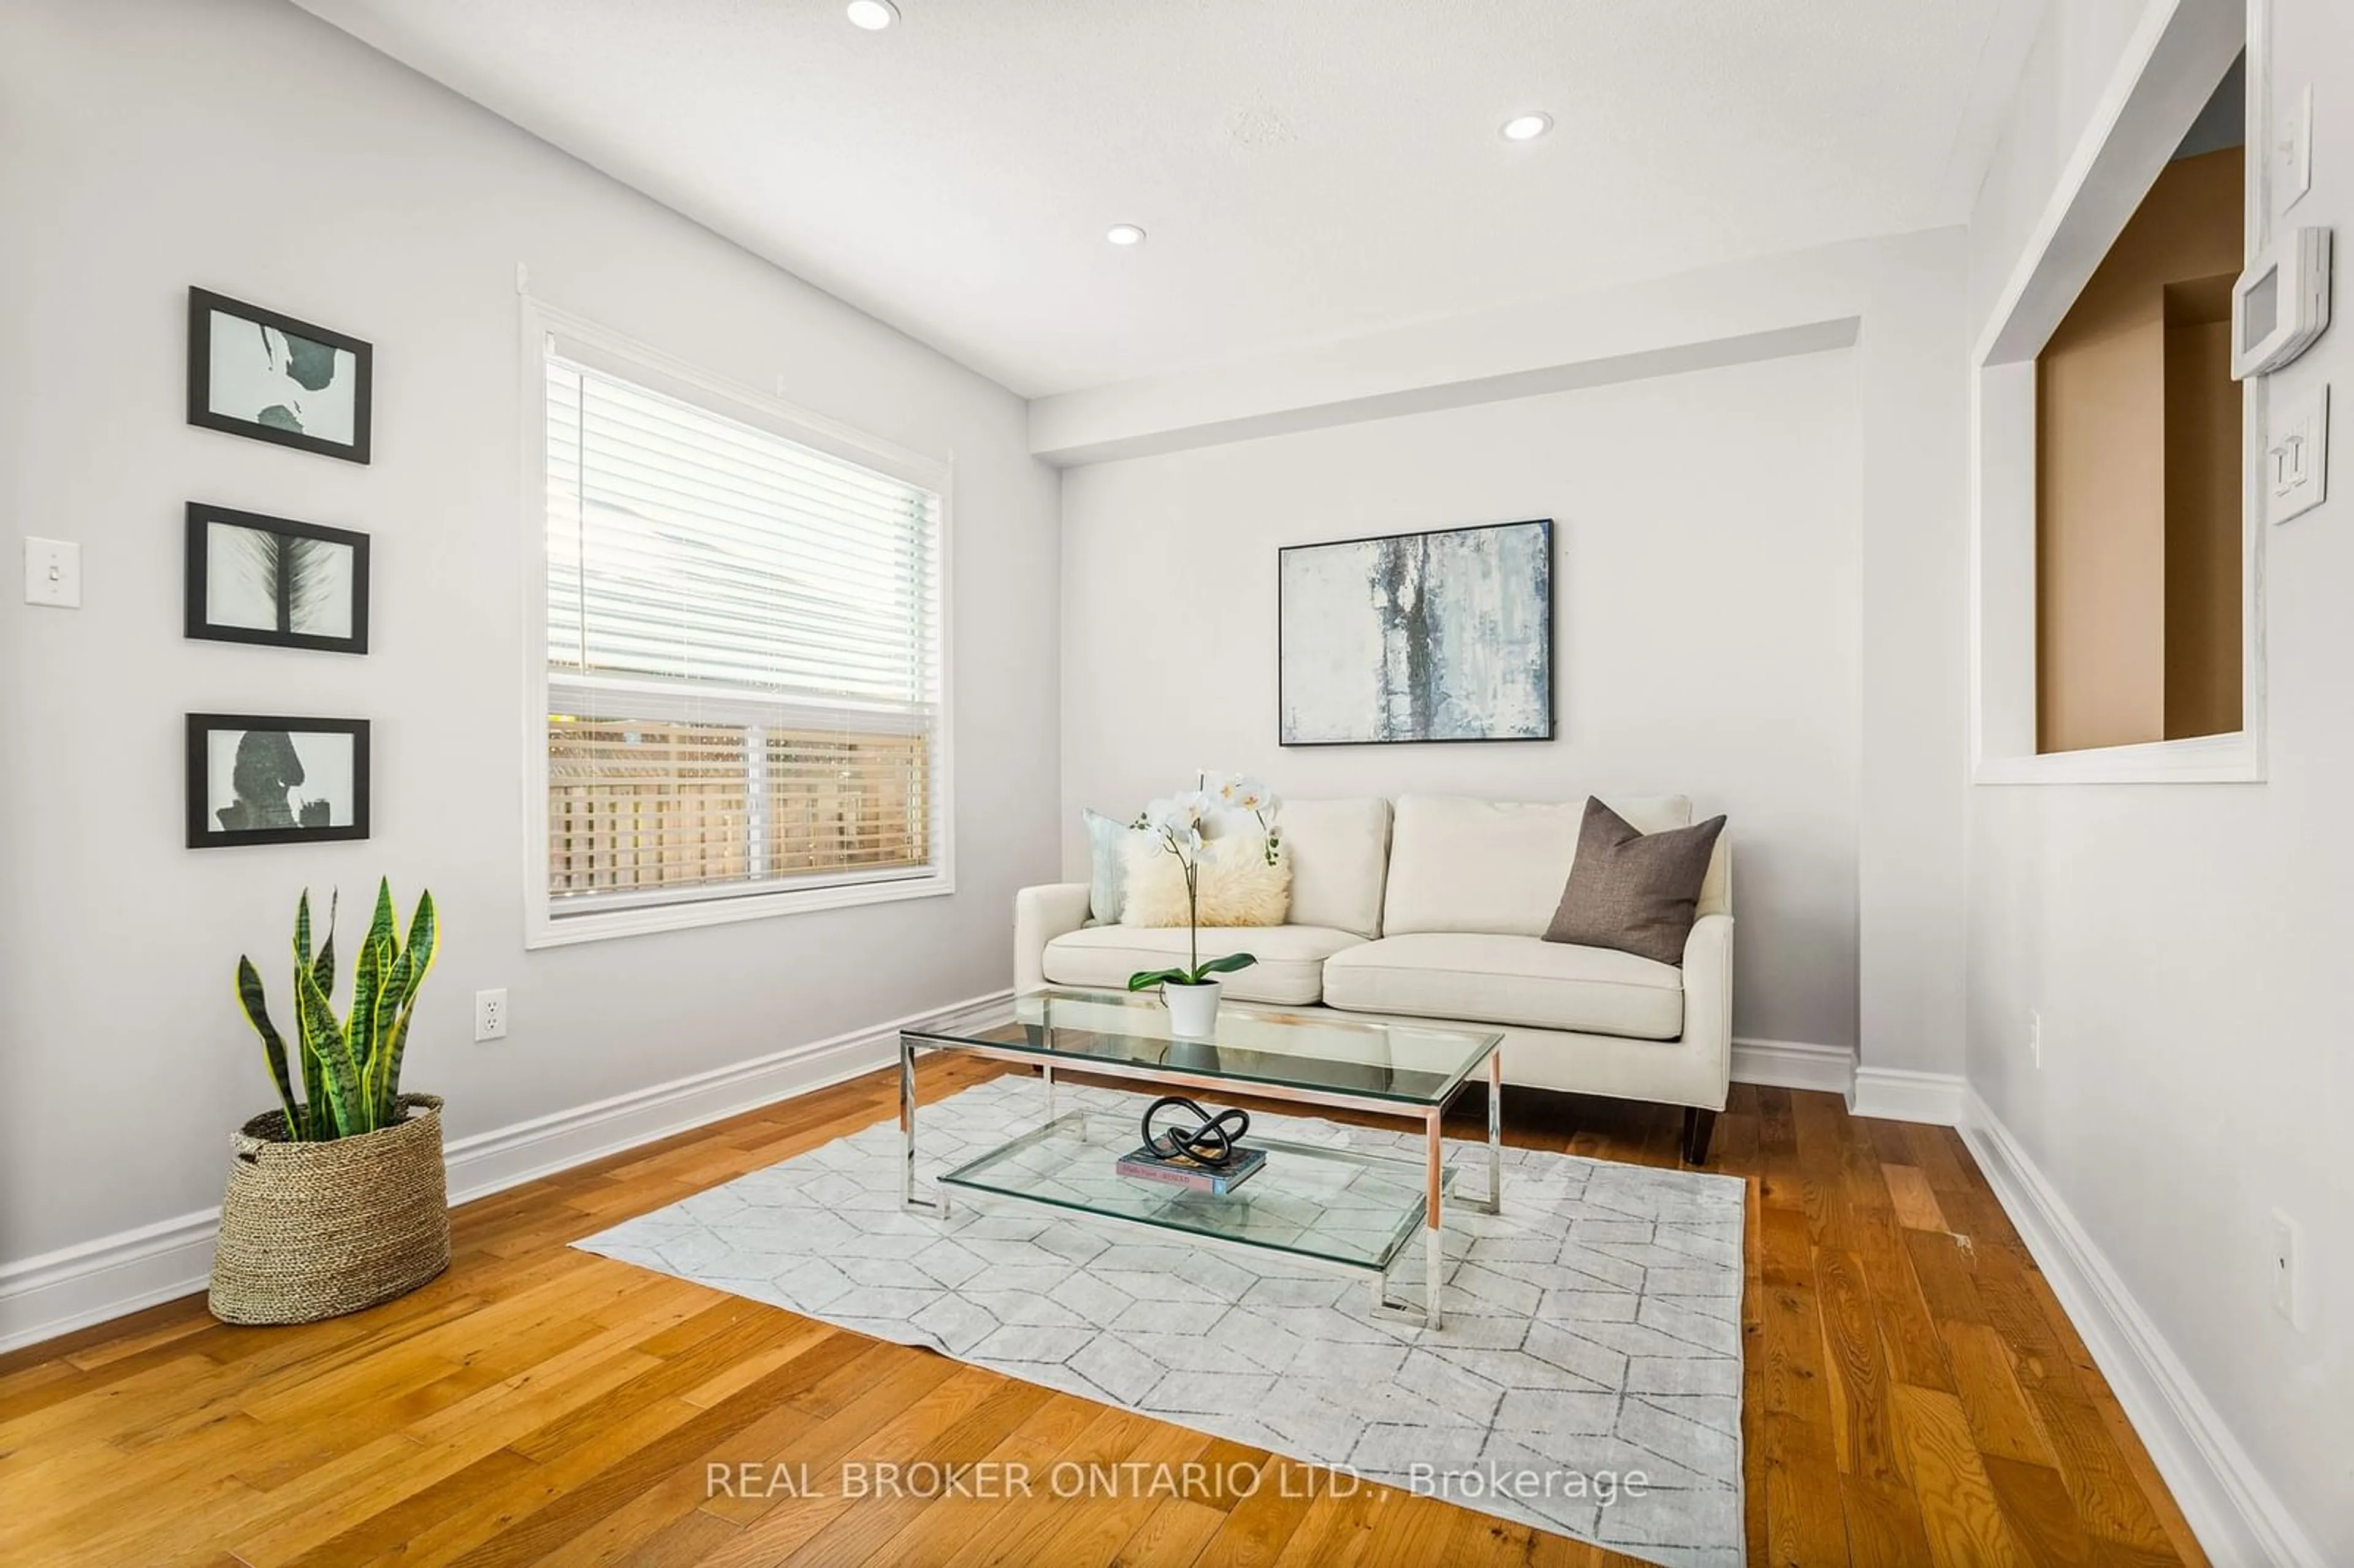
[235,879,438,1141]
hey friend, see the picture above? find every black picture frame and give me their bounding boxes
[186,287,373,463]
[185,503,370,654]
[186,714,372,849]
[1277,517,1556,747]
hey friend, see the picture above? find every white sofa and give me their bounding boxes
[1015,794,1733,1163]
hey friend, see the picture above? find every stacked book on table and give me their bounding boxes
[1114,1143,1266,1196]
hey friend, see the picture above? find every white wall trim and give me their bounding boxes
[0,1212,223,1360]
[1730,1037,1856,1096]
[1973,729,2267,785]
[1960,1087,2326,1568]
[1848,1065,1967,1125]
[0,988,1011,1355]
[514,292,960,951]
[1965,0,2268,788]
[1971,0,2213,367]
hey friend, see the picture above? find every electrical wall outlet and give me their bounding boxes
[2029,1011,2042,1069]
[2269,1209,2304,1326]
[475,988,509,1041]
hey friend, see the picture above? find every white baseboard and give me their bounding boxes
[440,988,1010,1203]
[1727,1043,1960,1125]
[1730,1036,1854,1095]
[1847,1065,1966,1125]
[0,1211,224,1359]
[0,988,1012,1356]
[1959,1088,2324,1568]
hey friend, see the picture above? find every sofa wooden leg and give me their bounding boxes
[1681,1106,1717,1166]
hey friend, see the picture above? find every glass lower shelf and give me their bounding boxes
[935,1111,1451,1274]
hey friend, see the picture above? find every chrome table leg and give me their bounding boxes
[899,1034,916,1208]
[1425,1108,1445,1330]
[1487,1045,1503,1211]
[901,1035,943,1213]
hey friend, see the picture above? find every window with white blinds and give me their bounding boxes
[533,327,948,938]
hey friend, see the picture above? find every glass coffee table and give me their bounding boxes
[899,988,1504,1329]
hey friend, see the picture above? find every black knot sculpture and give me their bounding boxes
[1141,1096,1251,1170]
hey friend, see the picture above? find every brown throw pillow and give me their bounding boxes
[1543,798,1726,965]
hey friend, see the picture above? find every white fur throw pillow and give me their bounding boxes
[1121,834,1292,927]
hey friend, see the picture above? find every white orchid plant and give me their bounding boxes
[1216,774,1284,866]
[1125,774,1282,992]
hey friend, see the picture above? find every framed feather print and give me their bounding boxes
[185,503,369,655]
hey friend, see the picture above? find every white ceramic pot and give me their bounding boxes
[1162,979,1222,1038]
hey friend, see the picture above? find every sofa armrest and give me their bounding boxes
[1680,912,1734,1111]
[1015,883,1092,992]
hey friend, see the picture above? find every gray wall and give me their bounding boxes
[0,0,1061,1263]
[1964,0,2353,1553]
[1060,350,1865,1051]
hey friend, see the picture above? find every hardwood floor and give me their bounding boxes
[1,1062,2209,1567]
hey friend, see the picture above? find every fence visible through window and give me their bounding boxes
[547,715,929,901]
[538,337,945,923]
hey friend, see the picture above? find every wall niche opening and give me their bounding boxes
[2034,53,2245,754]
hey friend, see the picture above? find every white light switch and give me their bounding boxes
[2269,384,2330,525]
[23,538,81,607]
[2277,84,2313,215]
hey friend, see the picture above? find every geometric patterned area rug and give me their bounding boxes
[576,1076,1746,1568]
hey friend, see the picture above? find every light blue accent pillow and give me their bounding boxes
[1083,808,1135,925]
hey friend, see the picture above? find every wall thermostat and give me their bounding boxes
[2232,226,2331,379]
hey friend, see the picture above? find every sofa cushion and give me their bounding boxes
[1081,807,1137,924]
[1278,797,1391,938]
[1122,834,1292,927]
[1041,924,1366,1005]
[1382,794,1694,937]
[1321,932,1685,1040]
[1544,798,1727,965]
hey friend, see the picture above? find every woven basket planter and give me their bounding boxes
[208,1092,451,1326]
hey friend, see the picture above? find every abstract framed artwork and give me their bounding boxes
[186,287,373,463]
[185,503,370,654]
[1278,518,1554,745]
[186,714,371,848]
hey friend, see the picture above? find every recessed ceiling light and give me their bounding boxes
[845,0,898,30]
[1106,224,1148,246]
[1501,112,1553,142]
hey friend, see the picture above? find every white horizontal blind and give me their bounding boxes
[544,350,943,915]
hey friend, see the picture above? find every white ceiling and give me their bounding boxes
[295,0,2046,397]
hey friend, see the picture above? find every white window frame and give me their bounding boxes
[1968,0,2266,785]
[519,297,954,947]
